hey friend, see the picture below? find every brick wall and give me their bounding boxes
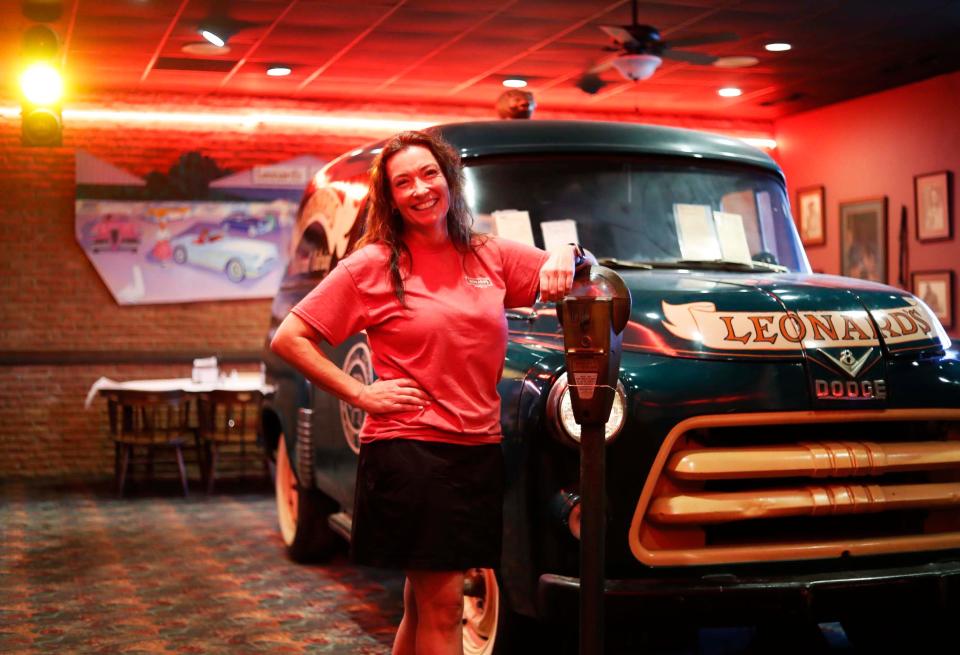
[0,91,773,479]
[0,94,387,479]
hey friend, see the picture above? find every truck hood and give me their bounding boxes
[613,270,950,406]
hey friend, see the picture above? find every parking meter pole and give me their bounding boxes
[579,421,606,655]
[556,265,631,655]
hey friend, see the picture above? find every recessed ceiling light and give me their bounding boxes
[266,65,292,77]
[199,29,226,48]
[718,87,742,97]
[765,42,792,52]
[713,56,759,68]
[502,78,527,88]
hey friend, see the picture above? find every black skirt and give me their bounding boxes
[350,438,504,571]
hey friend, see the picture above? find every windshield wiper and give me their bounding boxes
[597,258,788,273]
[595,258,653,270]
[675,259,788,273]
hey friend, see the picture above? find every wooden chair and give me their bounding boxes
[197,389,269,493]
[107,389,195,497]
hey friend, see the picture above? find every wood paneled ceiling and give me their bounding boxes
[4,0,960,120]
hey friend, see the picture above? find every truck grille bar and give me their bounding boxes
[650,481,960,524]
[669,441,960,480]
[629,409,960,566]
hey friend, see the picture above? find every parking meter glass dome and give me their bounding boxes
[564,266,632,334]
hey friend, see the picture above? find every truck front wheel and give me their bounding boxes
[463,568,536,654]
[275,435,338,562]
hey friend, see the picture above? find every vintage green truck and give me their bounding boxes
[261,120,960,653]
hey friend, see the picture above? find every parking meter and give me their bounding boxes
[557,265,631,655]
[557,266,631,422]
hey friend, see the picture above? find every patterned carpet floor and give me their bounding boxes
[0,479,404,655]
[1,479,864,654]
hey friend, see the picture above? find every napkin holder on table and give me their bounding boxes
[192,357,219,384]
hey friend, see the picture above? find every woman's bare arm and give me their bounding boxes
[270,313,428,415]
[539,244,597,301]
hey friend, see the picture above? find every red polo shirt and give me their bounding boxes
[292,236,549,445]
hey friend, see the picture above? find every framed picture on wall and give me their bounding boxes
[795,185,825,246]
[911,270,953,329]
[840,197,887,283]
[914,170,953,242]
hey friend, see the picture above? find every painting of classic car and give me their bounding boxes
[89,214,141,252]
[220,211,277,237]
[171,223,278,283]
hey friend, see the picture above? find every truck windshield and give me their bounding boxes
[464,155,808,273]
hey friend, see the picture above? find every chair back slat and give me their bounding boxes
[108,389,190,445]
[199,389,263,444]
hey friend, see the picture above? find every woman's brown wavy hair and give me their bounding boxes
[358,130,479,304]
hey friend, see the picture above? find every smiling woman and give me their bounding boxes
[268,130,581,655]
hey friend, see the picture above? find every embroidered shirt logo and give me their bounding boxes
[465,276,493,288]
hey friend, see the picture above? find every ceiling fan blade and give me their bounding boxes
[661,48,718,65]
[664,32,738,48]
[598,24,639,46]
[576,72,609,95]
[586,58,616,75]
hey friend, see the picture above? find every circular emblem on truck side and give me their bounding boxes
[339,341,372,454]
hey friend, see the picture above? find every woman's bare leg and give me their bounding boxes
[406,569,465,655]
[392,577,418,655]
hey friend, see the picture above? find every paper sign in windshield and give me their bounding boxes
[674,203,722,261]
[713,211,752,263]
[540,219,579,252]
[492,209,536,246]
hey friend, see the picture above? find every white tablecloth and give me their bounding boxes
[84,373,275,409]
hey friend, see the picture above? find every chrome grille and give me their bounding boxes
[629,409,960,566]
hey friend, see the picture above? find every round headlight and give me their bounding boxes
[546,372,627,445]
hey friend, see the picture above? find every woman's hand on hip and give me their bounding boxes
[539,244,577,302]
[354,378,429,415]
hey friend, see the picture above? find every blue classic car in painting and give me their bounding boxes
[171,222,279,283]
[260,121,960,653]
[220,211,278,237]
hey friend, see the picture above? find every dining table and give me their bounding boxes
[85,371,276,494]
[84,371,275,409]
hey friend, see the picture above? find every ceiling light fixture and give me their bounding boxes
[198,21,233,48]
[266,65,292,77]
[718,87,742,97]
[199,29,225,48]
[502,78,527,88]
[764,42,792,52]
[611,54,662,81]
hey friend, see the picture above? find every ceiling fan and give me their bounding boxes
[577,0,739,94]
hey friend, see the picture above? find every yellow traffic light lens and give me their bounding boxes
[20,63,63,105]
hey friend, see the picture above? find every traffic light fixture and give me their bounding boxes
[20,23,63,146]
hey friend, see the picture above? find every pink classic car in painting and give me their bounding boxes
[88,214,142,253]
